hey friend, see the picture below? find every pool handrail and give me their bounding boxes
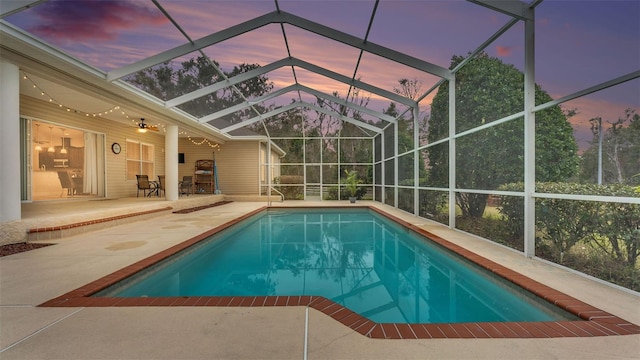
[268,186,284,206]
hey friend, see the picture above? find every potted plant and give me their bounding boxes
[344,169,362,203]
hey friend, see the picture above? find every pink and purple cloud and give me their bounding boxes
[28,0,168,43]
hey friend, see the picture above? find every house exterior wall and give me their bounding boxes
[21,96,262,198]
[178,139,260,195]
[21,96,165,198]
[259,142,283,187]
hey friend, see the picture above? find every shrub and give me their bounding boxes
[324,185,367,200]
[344,170,362,198]
[498,182,639,290]
[418,190,448,223]
[455,216,522,251]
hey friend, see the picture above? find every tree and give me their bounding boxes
[127,55,273,123]
[253,88,376,190]
[429,52,579,218]
[580,108,640,185]
[316,88,374,185]
[259,106,306,165]
[393,78,431,149]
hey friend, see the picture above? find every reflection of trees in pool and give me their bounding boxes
[375,238,420,296]
[228,215,434,316]
[270,220,373,288]
[207,213,566,323]
[370,227,445,323]
[247,213,444,321]
[274,242,307,277]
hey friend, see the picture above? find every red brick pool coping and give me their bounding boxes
[28,206,173,234]
[172,200,234,213]
[39,206,640,339]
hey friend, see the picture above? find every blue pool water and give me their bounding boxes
[97,208,576,324]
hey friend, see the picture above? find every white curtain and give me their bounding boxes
[83,132,97,194]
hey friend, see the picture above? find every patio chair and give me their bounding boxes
[57,170,76,197]
[157,175,165,197]
[179,175,193,196]
[136,174,156,197]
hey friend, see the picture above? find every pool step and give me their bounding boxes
[27,206,173,242]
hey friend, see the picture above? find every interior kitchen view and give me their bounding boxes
[30,120,103,200]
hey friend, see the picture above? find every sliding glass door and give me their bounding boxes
[26,118,106,201]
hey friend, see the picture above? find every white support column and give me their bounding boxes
[319,138,324,201]
[413,106,420,216]
[0,61,21,222]
[523,9,536,258]
[381,133,385,204]
[267,140,272,202]
[165,125,179,200]
[370,137,374,202]
[337,138,341,200]
[448,78,456,229]
[302,138,306,200]
[394,121,399,207]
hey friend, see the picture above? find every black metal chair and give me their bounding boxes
[179,175,193,196]
[157,175,165,197]
[136,174,156,197]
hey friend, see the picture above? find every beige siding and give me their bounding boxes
[178,139,259,195]
[21,96,165,198]
[22,96,262,198]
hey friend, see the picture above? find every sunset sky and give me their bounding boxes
[5,0,639,149]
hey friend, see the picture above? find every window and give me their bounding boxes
[126,140,154,180]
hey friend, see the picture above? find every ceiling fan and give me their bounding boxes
[136,118,158,133]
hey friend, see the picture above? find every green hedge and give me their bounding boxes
[498,182,639,290]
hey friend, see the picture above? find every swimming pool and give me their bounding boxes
[95,208,575,324]
[41,205,639,339]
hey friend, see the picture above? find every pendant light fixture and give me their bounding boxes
[34,123,42,152]
[60,128,68,154]
[47,126,55,153]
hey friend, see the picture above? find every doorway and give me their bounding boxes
[27,119,106,201]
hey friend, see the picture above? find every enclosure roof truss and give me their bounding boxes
[1,0,537,139]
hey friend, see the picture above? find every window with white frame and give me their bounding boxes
[126,140,154,180]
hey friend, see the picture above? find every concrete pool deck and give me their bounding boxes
[1,199,639,359]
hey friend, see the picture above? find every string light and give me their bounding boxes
[21,71,133,119]
[22,71,212,143]
[187,136,221,150]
